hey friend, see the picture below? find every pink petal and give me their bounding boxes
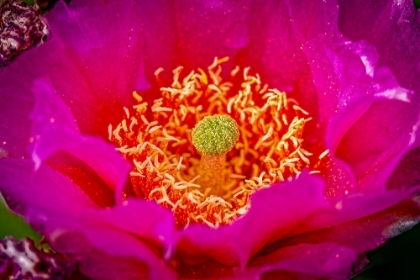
[174,173,419,268]
[334,99,419,191]
[237,0,340,90]
[338,0,420,97]
[43,1,143,136]
[387,111,420,190]
[0,0,179,148]
[233,1,415,189]
[30,77,130,204]
[57,173,327,269]
[45,152,115,207]
[76,251,150,280]
[48,0,179,88]
[337,1,420,196]
[176,259,234,279]
[289,185,420,237]
[172,0,250,70]
[388,146,420,190]
[176,173,329,267]
[247,243,357,280]
[0,159,97,220]
[80,199,179,260]
[317,40,418,195]
[43,219,176,280]
[0,158,176,280]
[262,199,420,258]
[0,55,37,158]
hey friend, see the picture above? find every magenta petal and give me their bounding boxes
[302,40,378,123]
[0,158,97,219]
[30,78,130,202]
[338,100,417,186]
[173,1,250,70]
[0,159,176,279]
[45,152,115,207]
[388,146,420,190]
[47,0,178,87]
[237,0,340,89]
[43,219,176,280]
[265,199,420,259]
[332,98,419,191]
[76,251,150,280]
[26,214,177,280]
[80,199,179,259]
[3,0,179,142]
[387,112,420,189]
[247,243,357,280]
[301,34,414,146]
[288,186,420,238]
[177,173,329,267]
[0,57,36,158]
[321,38,419,194]
[338,0,420,97]
[177,259,234,279]
[235,0,417,181]
[177,173,419,269]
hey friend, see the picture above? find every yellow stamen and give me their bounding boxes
[110,57,325,228]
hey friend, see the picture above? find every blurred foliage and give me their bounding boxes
[415,0,420,8]
[0,195,41,241]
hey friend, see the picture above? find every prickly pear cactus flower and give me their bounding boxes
[1,0,420,279]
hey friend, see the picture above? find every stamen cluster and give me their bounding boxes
[110,57,316,228]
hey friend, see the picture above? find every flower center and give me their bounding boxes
[110,57,318,228]
[192,114,239,196]
[192,114,239,157]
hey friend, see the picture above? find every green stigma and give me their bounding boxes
[192,114,240,156]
